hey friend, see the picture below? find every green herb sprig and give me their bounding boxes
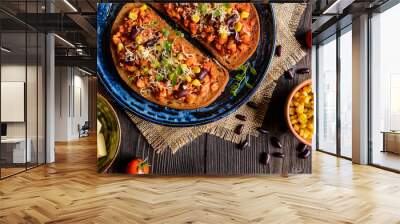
[230,63,257,97]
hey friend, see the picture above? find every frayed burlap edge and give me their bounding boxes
[125,4,307,153]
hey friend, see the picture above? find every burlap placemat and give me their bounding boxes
[126,4,307,153]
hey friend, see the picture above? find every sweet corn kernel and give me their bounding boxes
[117,42,124,52]
[298,114,307,124]
[135,35,142,44]
[129,11,138,20]
[181,64,188,70]
[185,75,192,83]
[296,105,304,114]
[226,7,233,14]
[289,83,314,140]
[220,32,228,40]
[307,123,313,130]
[193,66,201,74]
[191,14,200,23]
[234,22,243,32]
[192,79,201,87]
[240,11,250,19]
[140,4,147,12]
[304,96,311,104]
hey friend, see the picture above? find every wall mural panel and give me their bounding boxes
[97,2,313,175]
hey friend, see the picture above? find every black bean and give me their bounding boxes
[295,67,310,74]
[296,143,308,153]
[234,124,244,135]
[259,152,269,165]
[275,45,282,57]
[144,36,160,47]
[298,148,311,159]
[130,26,142,40]
[270,136,282,148]
[235,114,246,121]
[173,89,188,99]
[198,68,208,80]
[246,101,258,109]
[271,151,285,158]
[257,127,269,134]
[284,68,295,80]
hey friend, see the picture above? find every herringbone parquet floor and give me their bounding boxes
[1,136,400,224]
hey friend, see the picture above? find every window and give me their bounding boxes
[316,25,353,159]
[339,27,352,158]
[370,3,400,171]
[317,36,337,154]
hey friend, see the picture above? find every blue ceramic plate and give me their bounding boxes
[97,3,276,127]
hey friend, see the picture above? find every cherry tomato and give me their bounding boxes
[126,159,150,175]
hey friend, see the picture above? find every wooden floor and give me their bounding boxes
[0,136,400,224]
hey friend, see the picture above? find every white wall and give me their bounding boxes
[54,67,89,141]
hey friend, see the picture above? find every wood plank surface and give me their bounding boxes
[1,136,400,223]
[101,5,312,175]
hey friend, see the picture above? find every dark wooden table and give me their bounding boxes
[103,6,312,175]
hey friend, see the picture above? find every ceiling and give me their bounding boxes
[0,0,96,72]
[311,0,392,43]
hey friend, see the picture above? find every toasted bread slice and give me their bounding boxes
[151,3,260,70]
[110,3,229,110]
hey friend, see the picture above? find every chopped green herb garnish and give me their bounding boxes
[198,3,208,14]
[169,72,177,85]
[174,29,184,38]
[175,65,183,76]
[163,40,173,53]
[128,76,135,81]
[162,28,170,37]
[213,9,221,17]
[156,74,164,81]
[151,59,160,68]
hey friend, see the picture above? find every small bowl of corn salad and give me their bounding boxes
[285,79,314,146]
